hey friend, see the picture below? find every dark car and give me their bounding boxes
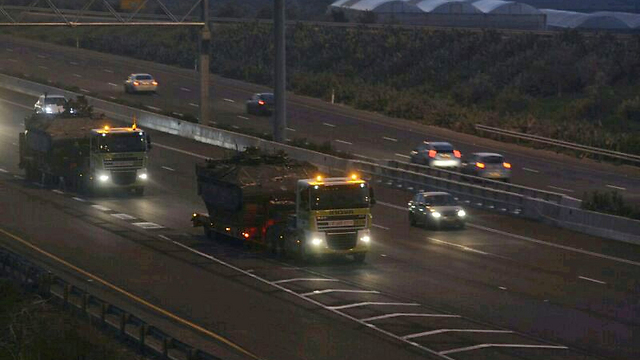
[408,192,466,229]
[246,93,274,116]
[460,152,512,182]
[409,141,461,169]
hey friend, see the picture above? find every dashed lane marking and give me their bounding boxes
[404,329,513,340]
[6,48,12,52]
[103,69,114,73]
[37,54,47,59]
[361,313,460,322]
[189,102,199,107]
[237,115,249,120]
[323,122,336,128]
[73,73,82,78]
[335,139,352,145]
[91,205,111,212]
[286,127,296,132]
[439,343,568,356]
[173,112,184,117]
[428,238,489,256]
[395,153,410,159]
[373,224,390,230]
[180,87,191,92]
[302,289,380,296]
[223,98,234,103]
[0,168,7,173]
[499,286,507,290]
[328,302,420,310]
[154,143,208,160]
[132,222,164,229]
[80,89,91,93]
[108,82,118,87]
[161,166,175,171]
[52,190,64,195]
[522,167,539,173]
[108,96,117,100]
[13,175,24,180]
[383,136,398,142]
[547,185,574,193]
[7,59,17,62]
[232,125,240,129]
[578,276,606,285]
[111,213,137,220]
[272,278,339,284]
[72,197,86,202]
[146,106,162,111]
[69,61,79,65]
[606,184,626,191]
[38,65,48,69]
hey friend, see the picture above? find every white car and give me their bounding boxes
[124,73,158,94]
[410,141,462,169]
[34,94,69,114]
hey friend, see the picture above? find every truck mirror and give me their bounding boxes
[146,134,152,150]
[369,187,376,205]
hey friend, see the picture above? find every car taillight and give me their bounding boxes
[258,100,265,105]
[151,81,158,86]
[133,81,140,86]
[503,162,512,169]
[428,150,437,158]
[453,150,461,158]
[476,162,485,169]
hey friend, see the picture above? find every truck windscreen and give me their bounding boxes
[98,132,146,153]
[310,183,370,210]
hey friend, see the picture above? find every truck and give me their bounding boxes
[191,148,375,262]
[18,99,151,195]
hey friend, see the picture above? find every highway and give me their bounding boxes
[0,35,639,204]
[0,87,639,360]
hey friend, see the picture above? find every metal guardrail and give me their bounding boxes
[385,159,571,205]
[349,160,527,215]
[0,247,225,360]
[476,124,640,165]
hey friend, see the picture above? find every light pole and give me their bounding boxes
[273,0,286,143]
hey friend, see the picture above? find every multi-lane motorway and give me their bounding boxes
[0,35,639,203]
[0,36,639,360]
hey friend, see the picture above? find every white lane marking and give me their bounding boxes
[373,224,390,230]
[162,237,451,358]
[302,289,380,296]
[335,139,352,145]
[383,136,398,142]
[37,54,47,58]
[161,166,175,172]
[109,96,117,100]
[362,313,460,322]
[323,122,336,128]
[73,73,82,78]
[80,89,91,93]
[180,87,191,92]
[70,61,79,65]
[286,127,296,132]
[232,125,240,129]
[237,115,249,120]
[395,153,410,159]
[329,302,420,310]
[606,184,626,191]
[378,201,640,267]
[522,167,539,173]
[154,143,208,160]
[7,59,18,62]
[146,105,162,111]
[91,205,111,212]
[223,98,234,103]
[272,278,339,284]
[38,65,48,69]
[0,168,7,173]
[72,197,86,202]
[547,185,574,193]
[132,222,164,229]
[6,48,12,52]
[173,112,184,117]
[499,286,507,290]
[189,102,199,107]
[428,238,489,256]
[108,82,118,87]
[578,276,606,285]
[103,69,114,73]
[13,175,24,180]
[404,329,513,340]
[440,343,568,355]
[52,189,64,195]
[111,213,137,220]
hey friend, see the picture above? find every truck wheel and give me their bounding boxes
[297,243,309,263]
[25,165,39,181]
[204,225,216,240]
[134,187,144,196]
[409,213,416,226]
[353,253,366,263]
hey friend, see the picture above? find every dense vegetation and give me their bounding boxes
[5,24,640,155]
[582,191,640,219]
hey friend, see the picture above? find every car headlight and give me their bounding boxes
[138,173,148,180]
[431,211,441,219]
[44,106,53,114]
[457,209,466,217]
[311,238,323,246]
[98,174,109,182]
[360,235,370,243]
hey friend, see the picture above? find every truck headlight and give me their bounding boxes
[138,173,148,180]
[360,235,370,243]
[311,238,323,246]
[457,209,466,217]
[98,174,109,182]
[431,211,441,219]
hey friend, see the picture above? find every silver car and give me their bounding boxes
[408,192,466,229]
[34,94,68,114]
[124,73,158,94]
[461,152,512,182]
[409,141,462,169]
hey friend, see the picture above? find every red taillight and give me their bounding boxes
[242,232,250,239]
[258,100,265,105]
[151,81,158,86]
[133,81,140,86]
[453,150,461,158]
[428,150,437,158]
[503,162,512,169]
[476,162,486,169]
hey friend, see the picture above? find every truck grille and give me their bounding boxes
[316,214,367,231]
[326,232,357,250]
[104,157,143,169]
[111,171,137,185]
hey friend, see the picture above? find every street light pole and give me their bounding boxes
[273,0,286,143]
[199,0,210,125]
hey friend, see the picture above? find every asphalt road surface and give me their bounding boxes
[0,88,638,360]
[0,35,639,205]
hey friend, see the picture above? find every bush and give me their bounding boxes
[581,191,640,220]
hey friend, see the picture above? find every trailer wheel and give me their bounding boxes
[353,253,366,263]
[133,187,144,196]
[25,165,39,182]
[203,224,217,240]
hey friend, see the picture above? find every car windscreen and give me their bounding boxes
[97,132,146,153]
[135,75,153,80]
[45,98,66,106]
[310,183,371,210]
[425,195,456,206]
[481,155,504,164]
[432,143,453,152]
[260,94,274,103]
